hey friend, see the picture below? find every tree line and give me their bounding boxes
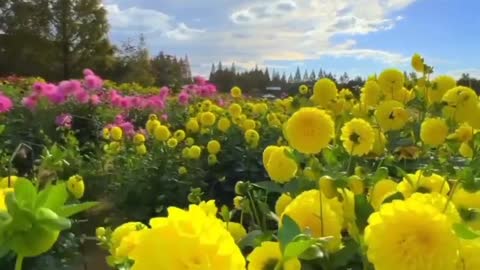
[0,0,192,89]
[1,0,479,94]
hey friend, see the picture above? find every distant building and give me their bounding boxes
[266,86,282,92]
[264,86,283,98]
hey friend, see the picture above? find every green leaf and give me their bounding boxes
[220,205,230,223]
[322,148,339,167]
[453,223,480,239]
[237,230,266,249]
[382,192,404,204]
[5,192,35,231]
[284,239,316,260]
[330,239,359,268]
[298,245,325,261]
[354,195,374,232]
[278,215,301,253]
[0,211,12,229]
[252,181,283,193]
[56,202,98,218]
[372,167,389,183]
[14,178,37,209]
[37,183,68,212]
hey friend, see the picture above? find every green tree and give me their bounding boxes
[51,0,114,79]
[0,0,114,80]
[0,0,56,78]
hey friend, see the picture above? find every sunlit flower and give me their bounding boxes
[340,118,375,156]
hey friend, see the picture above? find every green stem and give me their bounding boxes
[247,191,262,230]
[443,179,459,213]
[15,255,24,270]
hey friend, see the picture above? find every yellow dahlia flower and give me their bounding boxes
[153,125,171,141]
[369,179,397,210]
[207,140,221,154]
[166,138,178,148]
[458,239,480,270]
[275,193,293,216]
[173,129,186,142]
[133,133,146,145]
[340,118,375,156]
[411,53,424,73]
[229,103,242,116]
[361,80,381,107]
[217,117,231,132]
[231,86,242,98]
[375,100,409,131]
[282,190,343,251]
[285,107,334,154]
[299,84,308,94]
[448,123,474,142]
[452,186,480,230]
[397,170,450,198]
[110,222,146,260]
[200,111,216,127]
[67,175,85,199]
[311,78,338,108]
[378,68,404,95]
[136,144,147,155]
[185,118,200,133]
[130,205,245,270]
[264,146,298,184]
[188,145,202,159]
[420,117,448,146]
[428,75,456,104]
[247,241,301,270]
[442,86,478,123]
[365,199,459,270]
[110,126,123,141]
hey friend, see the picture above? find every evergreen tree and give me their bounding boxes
[309,70,316,81]
[294,67,302,82]
[303,70,309,81]
[288,73,293,83]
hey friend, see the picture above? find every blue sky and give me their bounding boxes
[103,0,480,78]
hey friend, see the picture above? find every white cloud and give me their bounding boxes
[230,0,298,24]
[106,0,419,75]
[166,23,205,41]
[446,69,480,79]
[105,4,202,41]
[317,49,409,64]
[105,4,171,33]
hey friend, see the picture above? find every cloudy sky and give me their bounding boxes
[103,0,480,78]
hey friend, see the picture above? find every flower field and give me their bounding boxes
[2,54,480,270]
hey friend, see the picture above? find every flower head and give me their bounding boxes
[263,146,298,183]
[378,68,404,94]
[282,190,343,251]
[207,140,221,154]
[67,175,85,199]
[129,205,245,270]
[231,86,242,98]
[365,199,459,270]
[340,118,375,156]
[285,107,334,154]
[420,117,448,146]
[247,241,301,270]
[311,78,338,107]
[411,53,424,73]
[375,100,409,131]
[397,170,450,198]
[0,93,13,113]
